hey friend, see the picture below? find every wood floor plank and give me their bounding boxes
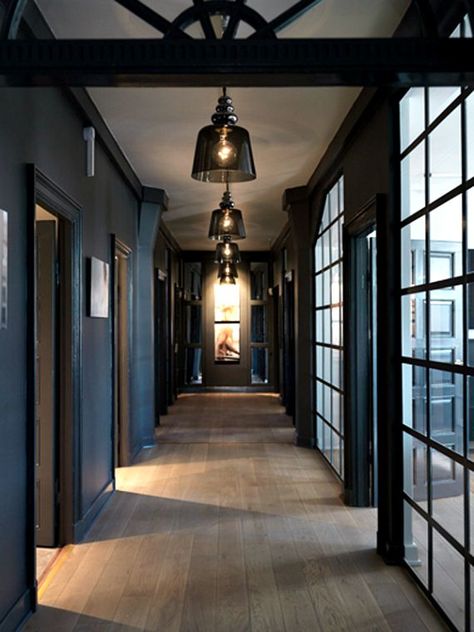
[26,394,448,632]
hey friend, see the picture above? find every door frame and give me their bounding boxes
[27,165,82,583]
[343,195,383,506]
[111,236,133,468]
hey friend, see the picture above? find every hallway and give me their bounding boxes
[25,394,445,632]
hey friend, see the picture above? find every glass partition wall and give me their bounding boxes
[183,262,203,384]
[313,177,345,477]
[400,78,474,630]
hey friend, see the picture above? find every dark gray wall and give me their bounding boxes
[0,87,140,630]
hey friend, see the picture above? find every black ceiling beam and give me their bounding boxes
[249,0,324,38]
[0,38,473,87]
[112,0,191,39]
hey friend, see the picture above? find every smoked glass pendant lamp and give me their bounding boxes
[208,187,246,241]
[214,239,241,264]
[218,261,238,279]
[219,272,236,285]
[192,88,256,183]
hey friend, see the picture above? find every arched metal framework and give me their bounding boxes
[0,0,474,87]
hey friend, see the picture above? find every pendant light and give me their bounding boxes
[218,261,238,279]
[219,273,236,285]
[214,239,241,264]
[208,187,246,241]
[192,88,256,183]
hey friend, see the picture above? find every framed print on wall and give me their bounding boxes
[0,210,7,329]
[215,323,240,363]
[89,256,109,318]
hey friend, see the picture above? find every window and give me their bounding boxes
[313,176,344,477]
[400,38,474,629]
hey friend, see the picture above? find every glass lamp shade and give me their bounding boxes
[191,125,256,183]
[208,209,246,241]
[218,262,238,279]
[214,241,241,264]
[219,273,236,285]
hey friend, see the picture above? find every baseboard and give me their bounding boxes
[295,434,313,448]
[0,586,35,632]
[74,480,114,542]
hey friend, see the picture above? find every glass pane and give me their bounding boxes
[469,376,474,463]
[315,272,323,307]
[332,431,340,472]
[465,14,473,38]
[401,142,425,219]
[402,293,426,359]
[331,306,341,346]
[324,423,331,462]
[323,308,331,344]
[338,178,344,213]
[184,262,202,300]
[332,390,341,433]
[251,348,268,384]
[251,305,266,343]
[468,187,474,274]
[403,432,428,511]
[429,106,462,203]
[400,88,425,152]
[428,87,460,124]
[467,93,474,181]
[429,195,462,281]
[250,262,268,300]
[316,381,323,415]
[401,215,425,288]
[315,241,322,272]
[316,345,323,379]
[431,448,464,544]
[469,282,474,367]
[323,269,330,305]
[329,184,339,222]
[332,349,341,389]
[185,348,202,385]
[404,502,428,587]
[429,288,463,365]
[331,265,341,306]
[316,415,323,450]
[315,309,322,343]
[322,229,330,269]
[186,304,202,344]
[324,384,331,421]
[429,369,463,456]
[323,346,331,382]
[330,223,339,263]
[402,363,427,435]
[471,470,474,554]
[432,530,465,631]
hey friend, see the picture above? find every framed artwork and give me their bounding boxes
[0,210,7,329]
[215,323,240,362]
[214,283,240,321]
[89,256,109,318]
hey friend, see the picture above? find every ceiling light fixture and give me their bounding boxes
[192,88,256,183]
[218,261,238,279]
[214,239,241,264]
[208,187,246,241]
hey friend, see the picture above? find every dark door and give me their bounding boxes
[272,286,280,391]
[155,275,168,419]
[113,245,131,467]
[283,275,295,421]
[36,221,58,547]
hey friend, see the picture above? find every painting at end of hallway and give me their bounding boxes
[215,324,240,363]
[214,282,240,322]
[89,256,109,318]
[0,210,7,329]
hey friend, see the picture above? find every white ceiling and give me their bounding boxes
[36,0,411,250]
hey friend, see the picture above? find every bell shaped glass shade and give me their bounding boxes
[219,273,236,285]
[208,209,246,241]
[192,125,256,183]
[214,241,241,264]
[218,262,238,279]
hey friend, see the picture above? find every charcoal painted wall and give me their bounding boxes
[0,87,141,630]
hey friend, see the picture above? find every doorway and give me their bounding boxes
[344,200,380,507]
[155,270,169,421]
[112,238,132,467]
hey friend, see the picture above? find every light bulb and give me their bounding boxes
[222,212,232,229]
[212,130,237,167]
[223,244,231,256]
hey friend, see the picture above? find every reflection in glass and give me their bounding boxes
[402,293,426,359]
[185,348,202,384]
[250,262,268,300]
[433,530,465,630]
[429,107,462,203]
[251,348,268,384]
[430,288,462,365]
[468,188,474,273]
[404,501,428,586]
[429,369,463,455]
[403,432,428,509]
[401,142,425,219]
[401,216,425,288]
[184,262,202,300]
[470,377,474,462]
[469,283,474,367]
[429,196,462,281]
[251,305,266,343]
[431,448,464,544]
[400,88,425,152]
[402,363,426,435]
[186,304,202,344]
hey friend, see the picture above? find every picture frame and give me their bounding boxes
[89,256,109,318]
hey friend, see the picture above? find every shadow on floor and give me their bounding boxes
[23,605,142,631]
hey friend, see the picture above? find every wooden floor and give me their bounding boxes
[24,393,447,632]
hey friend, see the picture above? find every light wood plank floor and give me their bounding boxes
[24,393,447,632]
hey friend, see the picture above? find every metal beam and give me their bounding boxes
[0,38,473,87]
